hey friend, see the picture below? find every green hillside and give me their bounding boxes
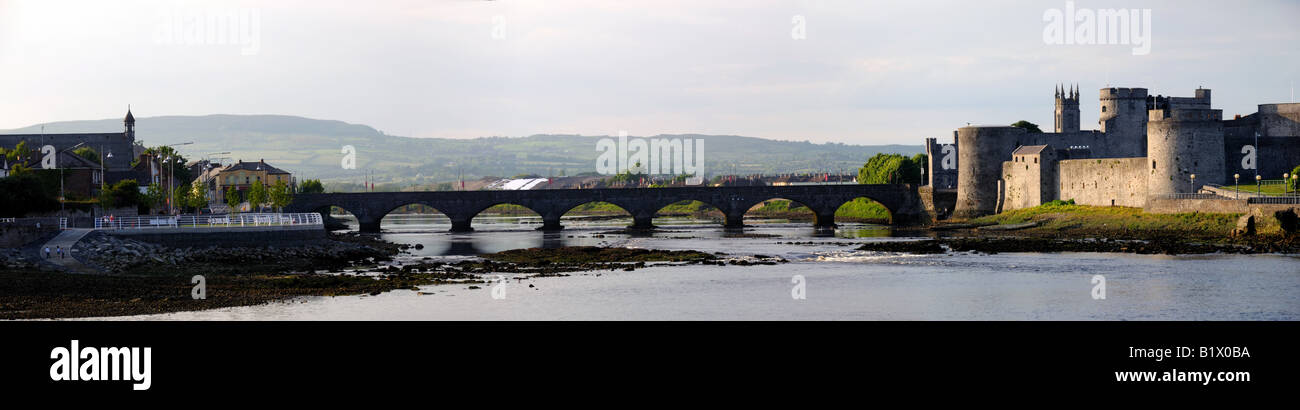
[3,115,922,188]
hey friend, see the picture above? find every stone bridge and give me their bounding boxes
[284,184,927,233]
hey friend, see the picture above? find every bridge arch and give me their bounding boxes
[643,199,730,229]
[832,196,895,225]
[555,201,633,229]
[740,197,819,227]
[454,201,545,232]
[373,202,452,232]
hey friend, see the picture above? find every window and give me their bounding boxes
[1152,160,1156,169]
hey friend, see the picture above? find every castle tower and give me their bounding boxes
[1147,107,1225,195]
[1054,84,1080,133]
[1099,87,1149,156]
[952,125,1030,219]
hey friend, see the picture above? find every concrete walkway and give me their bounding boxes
[39,229,98,274]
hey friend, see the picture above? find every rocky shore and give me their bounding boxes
[1,231,789,319]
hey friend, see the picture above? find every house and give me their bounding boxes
[214,159,293,202]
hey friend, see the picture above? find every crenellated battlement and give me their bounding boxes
[1099,87,1149,100]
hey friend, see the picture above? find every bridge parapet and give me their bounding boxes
[285,184,929,232]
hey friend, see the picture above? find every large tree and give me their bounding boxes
[858,153,927,185]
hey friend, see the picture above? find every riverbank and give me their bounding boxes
[877,202,1300,255]
[0,231,785,319]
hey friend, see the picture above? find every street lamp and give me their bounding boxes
[56,142,87,215]
[1256,174,1262,195]
[1189,174,1196,194]
[1234,173,1240,199]
[1286,173,1292,195]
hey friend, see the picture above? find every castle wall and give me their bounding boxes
[1001,155,1057,211]
[1222,135,1300,184]
[1257,103,1300,137]
[1147,108,1225,195]
[924,136,958,189]
[1058,157,1149,208]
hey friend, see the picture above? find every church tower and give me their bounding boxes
[1054,84,1080,133]
[124,107,136,140]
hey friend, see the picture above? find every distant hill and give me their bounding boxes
[2,115,922,188]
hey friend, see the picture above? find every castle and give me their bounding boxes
[923,86,1300,219]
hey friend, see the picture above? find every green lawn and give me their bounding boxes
[1221,182,1295,195]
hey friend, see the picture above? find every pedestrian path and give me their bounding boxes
[39,229,98,274]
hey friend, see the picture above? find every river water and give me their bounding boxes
[119,214,1300,320]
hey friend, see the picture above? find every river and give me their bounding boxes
[115,214,1300,320]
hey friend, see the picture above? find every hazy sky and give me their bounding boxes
[1,0,1296,144]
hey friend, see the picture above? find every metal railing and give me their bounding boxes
[0,218,14,223]
[59,218,68,230]
[1149,193,1226,200]
[1247,196,1300,204]
[93,213,322,230]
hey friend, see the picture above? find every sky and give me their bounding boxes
[0,0,1296,145]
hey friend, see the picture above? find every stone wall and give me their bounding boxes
[924,137,958,189]
[105,225,326,248]
[1001,153,1058,211]
[1058,157,1149,208]
[0,218,61,248]
[1258,103,1300,137]
[1222,135,1300,184]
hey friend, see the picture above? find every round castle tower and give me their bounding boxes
[952,125,1029,219]
[1146,108,1225,195]
[1099,87,1149,155]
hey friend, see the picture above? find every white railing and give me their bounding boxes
[0,218,14,223]
[93,213,322,230]
[59,218,68,230]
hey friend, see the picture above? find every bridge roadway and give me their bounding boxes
[284,184,927,233]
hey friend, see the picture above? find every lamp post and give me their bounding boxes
[1234,173,1240,199]
[1292,174,1298,196]
[1286,173,1292,195]
[1190,174,1196,194]
[1256,174,1262,195]
[159,142,194,215]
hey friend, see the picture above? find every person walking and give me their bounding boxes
[44,246,50,259]
[56,246,63,259]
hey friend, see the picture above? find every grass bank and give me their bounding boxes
[966,201,1242,239]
